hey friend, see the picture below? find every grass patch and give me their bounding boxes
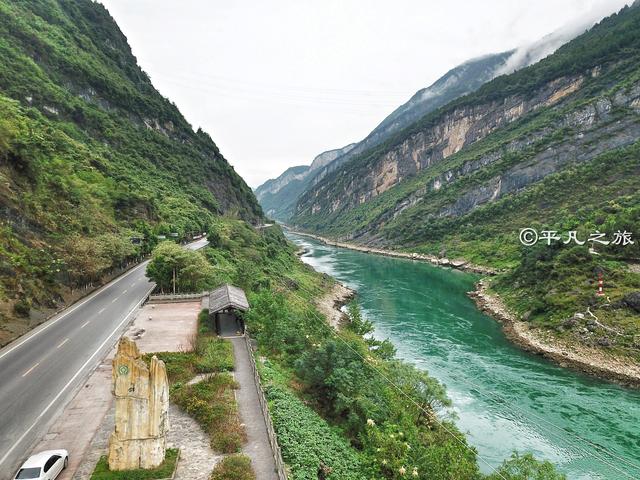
[143,331,233,385]
[172,374,245,453]
[144,308,242,453]
[90,449,178,480]
[210,454,256,480]
[194,336,234,373]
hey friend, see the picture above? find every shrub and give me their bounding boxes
[172,375,245,453]
[210,454,256,480]
[194,336,234,373]
[487,453,567,480]
[13,298,31,317]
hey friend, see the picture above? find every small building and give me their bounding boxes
[209,284,249,336]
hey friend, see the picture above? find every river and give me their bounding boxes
[287,232,640,480]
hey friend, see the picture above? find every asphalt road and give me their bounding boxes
[0,238,208,479]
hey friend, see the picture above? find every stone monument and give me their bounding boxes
[108,337,169,470]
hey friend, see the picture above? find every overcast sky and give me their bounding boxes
[99,0,629,188]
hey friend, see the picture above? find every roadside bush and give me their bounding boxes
[210,454,256,480]
[146,242,217,293]
[172,375,245,453]
[13,298,31,317]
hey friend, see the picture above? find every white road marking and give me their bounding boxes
[0,262,147,362]
[56,338,69,349]
[0,240,206,467]
[22,362,40,377]
[80,321,90,329]
[0,285,155,469]
[111,298,118,304]
[98,308,105,315]
[122,289,128,294]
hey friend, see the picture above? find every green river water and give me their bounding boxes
[287,233,640,480]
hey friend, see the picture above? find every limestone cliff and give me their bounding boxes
[291,3,640,242]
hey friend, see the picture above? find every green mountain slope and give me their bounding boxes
[0,0,262,342]
[291,4,640,361]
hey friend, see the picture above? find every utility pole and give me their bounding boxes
[173,266,176,295]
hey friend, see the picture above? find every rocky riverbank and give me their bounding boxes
[469,280,640,389]
[316,281,356,329]
[288,229,497,275]
[291,228,640,387]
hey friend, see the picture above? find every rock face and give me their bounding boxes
[289,4,640,243]
[295,74,586,220]
[108,337,169,471]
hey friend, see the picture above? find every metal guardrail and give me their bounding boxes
[243,331,288,479]
[148,292,208,302]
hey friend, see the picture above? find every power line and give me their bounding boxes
[267,243,640,478]
[151,68,413,98]
[262,276,509,480]
[271,274,638,480]
[159,76,403,109]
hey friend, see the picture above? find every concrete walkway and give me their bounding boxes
[228,336,279,480]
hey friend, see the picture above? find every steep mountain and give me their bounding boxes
[333,51,514,168]
[255,143,355,220]
[0,0,262,342]
[255,53,515,221]
[257,18,605,223]
[292,4,640,358]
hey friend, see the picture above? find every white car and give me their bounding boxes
[13,450,68,480]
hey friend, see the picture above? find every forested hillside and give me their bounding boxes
[292,4,640,360]
[0,0,262,343]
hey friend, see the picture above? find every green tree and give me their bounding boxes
[346,301,374,336]
[487,453,566,480]
[146,242,216,293]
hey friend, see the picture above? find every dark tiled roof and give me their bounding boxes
[209,284,249,313]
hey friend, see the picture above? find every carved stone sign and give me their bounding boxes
[108,337,169,470]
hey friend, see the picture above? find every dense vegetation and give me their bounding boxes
[0,0,261,343]
[183,219,565,479]
[146,242,215,293]
[290,3,640,359]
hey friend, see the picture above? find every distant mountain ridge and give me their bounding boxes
[255,52,514,221]
[255,143,355,220]
[257,6,626,222]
